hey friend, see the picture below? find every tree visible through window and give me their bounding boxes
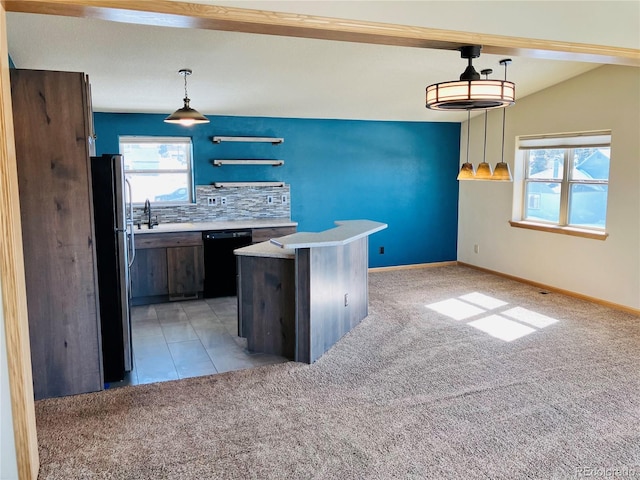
[519,131,611,230]
[119,136,194,204]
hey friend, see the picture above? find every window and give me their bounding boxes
[119,136,194,204]
[515,131,611,236]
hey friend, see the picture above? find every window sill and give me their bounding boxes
[509,221,608,240]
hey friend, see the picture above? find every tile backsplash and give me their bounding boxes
[132,185,291,225]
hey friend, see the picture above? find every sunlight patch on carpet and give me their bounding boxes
[468,315,537,342]
[426,292,560,342]
[426,298,486,320]
[502,306,559,328]
[459,292,508,309]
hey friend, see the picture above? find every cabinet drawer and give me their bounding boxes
[136,231,203,249]
[251,226,297,244]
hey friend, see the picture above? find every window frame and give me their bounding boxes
[511,131,611,240]
[119,135,195,206]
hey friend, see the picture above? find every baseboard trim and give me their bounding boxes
[369,261,457,273]
[457,262,640,316]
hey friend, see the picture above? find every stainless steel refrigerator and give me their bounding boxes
[91,154,135,383]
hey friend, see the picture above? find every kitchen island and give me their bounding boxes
[235,220,387,363]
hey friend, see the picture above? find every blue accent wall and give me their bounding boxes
[94,113,460,267]
[8,55,16,69]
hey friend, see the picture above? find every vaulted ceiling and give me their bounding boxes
[6,1,639,122]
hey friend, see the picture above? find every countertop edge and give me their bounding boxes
[134,219,298,235]
[234,241,295,259]
[270,220,387,249]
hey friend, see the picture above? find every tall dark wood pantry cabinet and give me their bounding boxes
[10,69,103,399]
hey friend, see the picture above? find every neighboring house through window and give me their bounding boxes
[512,130,611,238]
[119,136,194,204]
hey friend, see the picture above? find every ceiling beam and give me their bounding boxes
[5,0,640,66]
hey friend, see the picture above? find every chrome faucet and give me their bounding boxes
[143,199,158,229]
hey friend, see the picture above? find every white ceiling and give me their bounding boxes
[6,1,639,122]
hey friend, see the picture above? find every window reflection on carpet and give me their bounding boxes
[426,291,559,342]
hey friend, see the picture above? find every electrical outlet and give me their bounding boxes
[281,195,288,204]
[379,246,385,254]
[474,244,480,254]
[267,195,273,204]
[221,197,227,206]
[207,196,217,206]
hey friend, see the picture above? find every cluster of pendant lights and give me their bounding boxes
[426,46,514,182]
[164,69,210,126]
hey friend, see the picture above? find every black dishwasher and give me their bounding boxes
[202,230,252,298]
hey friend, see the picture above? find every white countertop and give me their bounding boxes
[134,218,297,234]
[234,241,295,259]
[270,220,387,249]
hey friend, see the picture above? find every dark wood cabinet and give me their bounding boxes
[130,248,168,298]
[131,226,296,305]
[131,231,203,304]
[167,246,204,298]
[10,69,102,399]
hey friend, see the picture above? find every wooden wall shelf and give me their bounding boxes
[212,136,284,145]
[213,159,284,167]
[213,181,285,188]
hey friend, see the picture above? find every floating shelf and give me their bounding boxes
[213,159,284,167]
[212,136,284,145]
[213,181,285,188]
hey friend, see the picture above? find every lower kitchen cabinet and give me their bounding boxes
[167,246,204,298]
[131,248,168,299]
[131,226,296,305]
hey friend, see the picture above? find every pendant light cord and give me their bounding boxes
[499,59,510,164]
[482,110,488,164]
[466,110,471,163]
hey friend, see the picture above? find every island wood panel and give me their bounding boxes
[295,237,368,363]
[166,245,204,297]
[294,248,311,363]
[238,255,295,358]
[10,69,103,399]
[130,248,168,298]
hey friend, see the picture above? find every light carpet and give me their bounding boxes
[34,266,640,479]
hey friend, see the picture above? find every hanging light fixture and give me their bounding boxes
[426,45,515,111]
[474,69,494,180]
[457,110,475,180]
[164,69,210,126]
[491,59,514,182]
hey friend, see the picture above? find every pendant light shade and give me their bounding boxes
[474,70,494,180]
[492,161,512,181]
[164,69,209,126]
[491,59,514,182]
[426,46,515,111]
[457,110,476,181]
[457,162,476,180]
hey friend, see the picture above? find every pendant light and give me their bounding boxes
[164,69,209,126]
[474,69,494,180]
[457,110,475,180]
[426,45,515,111]
[491,59,514,182]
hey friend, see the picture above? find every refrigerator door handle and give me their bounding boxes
[125,177,136,267]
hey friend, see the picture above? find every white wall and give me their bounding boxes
[458,65,640,310]
[0,274,19,480]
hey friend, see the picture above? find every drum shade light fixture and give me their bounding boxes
[426,46,515,111]
[453,57,515,182]
[164,69,209,126]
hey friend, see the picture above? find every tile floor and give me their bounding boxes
[108,296,288,388]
